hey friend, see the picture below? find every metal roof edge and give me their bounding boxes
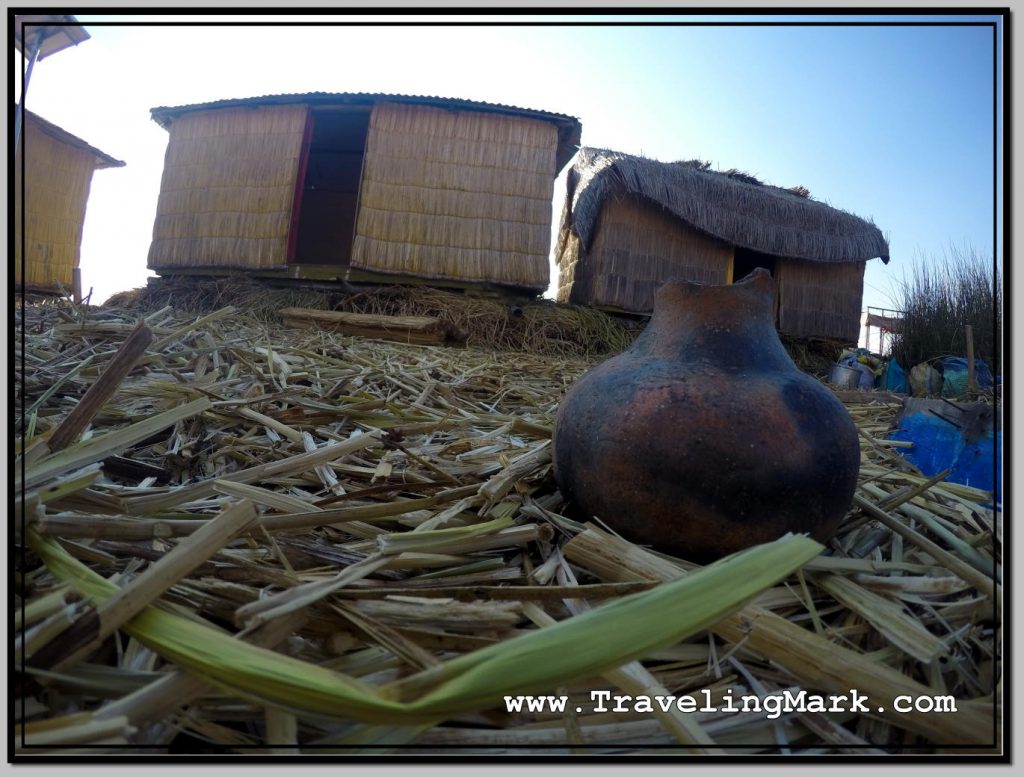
[149,91,580,129]
[23,110,126,168]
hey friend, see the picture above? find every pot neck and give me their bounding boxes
[634,270,795,370]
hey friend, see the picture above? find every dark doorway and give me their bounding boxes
[732,247,777,282]
[291,109,371,266]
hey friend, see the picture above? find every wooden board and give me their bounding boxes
[279,306,466,345]
[154,266,528,299]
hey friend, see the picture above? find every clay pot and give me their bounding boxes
[552,268,860,561]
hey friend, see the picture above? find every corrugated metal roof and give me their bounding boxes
[14,15,90,60]
[25,110,125,169]
[150,91,579,127]
[150,91,582,173]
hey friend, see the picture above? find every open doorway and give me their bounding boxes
[732,246,777,282]
[732,246,781,323]
[290,108,371,266]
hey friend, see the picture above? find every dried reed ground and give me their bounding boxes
[106,275,639,360]
[106,275,839,372]
[13,295,1000,755]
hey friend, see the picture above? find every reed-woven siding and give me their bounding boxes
[351,103,557,289]
[15,122,96,291]
[148,105,308,270]
[558,147,887,338]
[557,196,732,312]
[777,258,866,341]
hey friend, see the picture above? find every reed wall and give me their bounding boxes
[777,258,865,341]
[351,103,558,289]
[15,119,96,291]
[148,105,308,270]
[558,196,732,312]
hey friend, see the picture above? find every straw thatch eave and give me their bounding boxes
[150,92,582,174]
[564,148,890,265]
[24,110,125,169]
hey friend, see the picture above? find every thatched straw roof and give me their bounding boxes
[23,110,125,169]
[563,147,890,264]
[150,92,582,174]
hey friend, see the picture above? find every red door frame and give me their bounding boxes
[286,108,315,265]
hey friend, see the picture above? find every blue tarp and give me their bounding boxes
[939,356,995,397]
[888,410,1001,505]
[882,359,907,393]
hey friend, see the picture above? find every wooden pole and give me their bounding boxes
[965,324,977,395]
[46,323,153,453]
[72,267,82,305]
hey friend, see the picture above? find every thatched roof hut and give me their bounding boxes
[15,110,124,293]
[147,92,582,293]
[556,148,890,341]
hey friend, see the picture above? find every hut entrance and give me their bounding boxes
[731,247,777,283]
[731,247,781,324]
[290,108,371,266]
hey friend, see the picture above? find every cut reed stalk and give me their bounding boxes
[563,525,994,746]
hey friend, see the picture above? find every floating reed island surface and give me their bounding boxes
[14,297,1001,756]
[106,275,642,359]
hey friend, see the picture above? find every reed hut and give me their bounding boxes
[556,148,890,342]
[147,93,582,293]
[15,110,125,294]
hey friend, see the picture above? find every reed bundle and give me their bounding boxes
[13,298,1000,755]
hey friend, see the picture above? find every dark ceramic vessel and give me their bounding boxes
[552,268,860,561]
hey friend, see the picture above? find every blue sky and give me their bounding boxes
[16,13,1001,342]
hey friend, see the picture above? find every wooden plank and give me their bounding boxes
[280,306,465,345]
[865,312,903,332]
[153,266,531,297]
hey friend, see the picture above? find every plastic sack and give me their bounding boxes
[941,358,969,398]
[939,356,995,397]
[908,362,943,397]
[882,359,908,393]
[836,352,878,390]
[853,362,875,390]
[833,354,875,390]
